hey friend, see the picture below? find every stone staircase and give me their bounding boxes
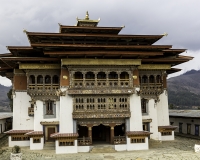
[90,145,116,153]
[43,142,55,150]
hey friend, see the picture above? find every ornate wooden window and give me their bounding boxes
[59,140,74,146]
[73,96,129,111]
[74,72,83,79]
[85,72,95,79]
[33,138,41,143]
[75,98,84,110]
[109,72,118,79]
[11,135,30,141]
[156,75,161,83]
[37,75,43,84]
[29,75,35,84]
[141,98,147,114]
[97,72,106,79]
[141,75,148,83]
[161,132,172,136]
[149,75,155,83]
[46,101,54,115]
[45,75,51,84]
[130,137,145,143]
[53,75,59,84]
[98,98,106,109]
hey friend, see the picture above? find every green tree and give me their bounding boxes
[7,89,13,112]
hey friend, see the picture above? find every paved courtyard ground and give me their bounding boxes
[1,135,200,160]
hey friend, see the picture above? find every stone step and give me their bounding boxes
[90,146,116,153]
[43,142,55,150]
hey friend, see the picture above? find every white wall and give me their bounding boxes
[55,140,78,154]
[8,136,30,147]
[30,137,44,150]
[59,89,73,133]
[77,146,91,152]
[34,100,60,131]
[13,92,34,130]
[126,137,148,151]
[0,119,6,133]
[144,99,159,140]
[114,144,127,151]
[129,89,143,131]
[158,131,174,141]
[157,90,170,126]
[170,117,200,135]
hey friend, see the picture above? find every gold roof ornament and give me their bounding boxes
[85,11,89,20]
[162,32,168,36]
[76,11,100,27]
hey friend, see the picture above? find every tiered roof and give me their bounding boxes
[0,12,192,78]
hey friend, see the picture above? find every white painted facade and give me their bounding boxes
[157,90,170,126]
[59,92,73,133]
[170,115,200,136]
[129,90,143,131]
[8,136,30,147]
[126,137,149,151]
[55,140,78,154]
[30,137,44,150]
[158,131,174,141]
[7,88,174,153]
[13,92,34,130]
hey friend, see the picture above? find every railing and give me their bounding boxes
[28,84,59,91]
[72,79,130,88]
[113,136,126,145]
[28,107,34,116]
[78,137,92,146]
[140,83,163,95]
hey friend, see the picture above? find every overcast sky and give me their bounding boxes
[0,0,200,86]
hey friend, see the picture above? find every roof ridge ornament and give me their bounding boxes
[76,11,100,27]
[23,29,27,33]
[85,11,89,20]
[162,32,168,36]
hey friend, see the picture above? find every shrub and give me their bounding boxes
[12,145,21,153]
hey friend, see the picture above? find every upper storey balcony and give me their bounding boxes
[27,72,60,100]
[139,74,164,99]
[68,70,134,95]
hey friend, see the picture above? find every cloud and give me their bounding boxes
[0,0,200,85]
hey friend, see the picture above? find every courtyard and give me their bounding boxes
[1,135,200,160]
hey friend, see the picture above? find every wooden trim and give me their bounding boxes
[44,51,163,56]
[19,64,61,69]
[31,43,172,49]
[62,59,141,66]
[138,64,171,70]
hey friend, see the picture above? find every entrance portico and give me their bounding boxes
[77,119,125,145]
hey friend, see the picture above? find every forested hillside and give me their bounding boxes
[0,84,11,109]
[168,70,200,108]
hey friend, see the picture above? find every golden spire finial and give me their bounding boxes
[85,11,89,20]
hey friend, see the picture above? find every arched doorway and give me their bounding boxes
[92,124,110,144]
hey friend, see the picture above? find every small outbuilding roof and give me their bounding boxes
[169,110,200,118]
[0,112,13,120]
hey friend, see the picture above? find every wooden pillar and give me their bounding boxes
[88,126,92,144]
[110,126,115,144]
[163,74,167,89]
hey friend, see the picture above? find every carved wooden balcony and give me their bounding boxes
[114,136,126,145]
[139,83,164,98]
[69,79,134,95]
[28,107,34,116]
[78,137,92,146]
[27,84,60,101]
